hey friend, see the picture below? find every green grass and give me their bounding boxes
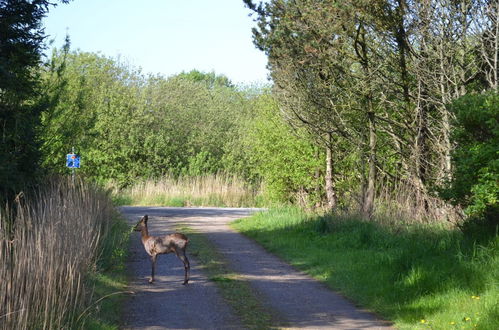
[232,208,499,329]
[80,215,132,329]
[178,225,280,329]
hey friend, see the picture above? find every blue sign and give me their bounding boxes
[66,153,81,168]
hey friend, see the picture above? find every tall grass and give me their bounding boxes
[113,174,262,207]
[233,208,499,329]
[328,181,460,225]
[0,178,119,329]
[374,182,460,225]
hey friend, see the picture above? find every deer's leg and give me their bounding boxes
[149,254,157,284]
[176,250,190,285]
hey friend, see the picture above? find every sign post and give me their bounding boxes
[66,147,81,183]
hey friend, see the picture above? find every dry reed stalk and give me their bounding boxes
[0,178,115,329]
[121,174,260,207]
[373,181,460,225]
[312,181,460,225]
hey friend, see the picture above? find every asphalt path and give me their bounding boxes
[120,206,393,329]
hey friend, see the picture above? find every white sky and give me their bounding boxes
[42,0,270,85]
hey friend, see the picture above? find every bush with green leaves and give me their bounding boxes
[442,91,498,235]
[244,93,323,205]
[40,51,253,186]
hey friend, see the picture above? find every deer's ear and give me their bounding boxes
[143,215,148,223]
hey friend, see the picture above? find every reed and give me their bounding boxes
[115,174,262,207]
[373,181,461,225]
[331,181,461,225]
[0,178,116,329]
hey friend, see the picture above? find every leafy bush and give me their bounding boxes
[245,94,323,205]
[40,52,253,186]
[442,92,498,236]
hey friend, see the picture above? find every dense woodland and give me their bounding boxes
[244,0,498,223]
[1,0,498,229]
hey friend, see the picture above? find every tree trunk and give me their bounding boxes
[442,106,452,179]
[362,111,376,219]
[314,147,322,209]
[325,133,337,212]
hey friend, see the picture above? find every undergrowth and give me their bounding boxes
[81,214,131,329]
[232,208,499,329]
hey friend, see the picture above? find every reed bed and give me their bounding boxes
[0,178,116,329]
[328,181,461,225]
[116,174,262,207]
[373,181,460,225]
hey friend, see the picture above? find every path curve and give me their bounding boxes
[121,206,393,329]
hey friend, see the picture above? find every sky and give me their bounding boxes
[42,0,270,85]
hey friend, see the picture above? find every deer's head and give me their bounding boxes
[133,215,148,232]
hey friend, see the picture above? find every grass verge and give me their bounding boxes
[178,225,280,330]
[80,215,132,329]
[232,208,499,330]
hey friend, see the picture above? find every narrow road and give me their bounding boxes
[121,206,393,329]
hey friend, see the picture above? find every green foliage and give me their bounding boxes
[176,69,233,89]
[183,151,218,177]
[40,52,252,186]
[244,93,323,204]
[442,92,499,235]
[40,50,327,206]
[0,0,69,198]
[245,0,498,217]
[233,209,499,329]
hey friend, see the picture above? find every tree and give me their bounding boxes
[41,53,253,185]
[441,92,498,235]
[176,69,234,89]
[245,0,386,216]
[245,0,497,220]
[0,0,69,198]
[245,92,323,205]
[477,0,499,90]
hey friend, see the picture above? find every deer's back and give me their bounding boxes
[164,233,189,250]
[142,233,188,256]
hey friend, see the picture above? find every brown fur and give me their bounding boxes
[134,215,190,284]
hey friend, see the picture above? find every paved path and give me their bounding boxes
[120,206,393,329]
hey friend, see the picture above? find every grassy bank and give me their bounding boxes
[112,174,262,207]
[82,214,131,329]
[232,208,499,329]
[0,179,130,329]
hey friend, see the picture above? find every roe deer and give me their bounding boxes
[133,215,190,285]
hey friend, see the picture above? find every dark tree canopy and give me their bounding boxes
[0,0,69,198]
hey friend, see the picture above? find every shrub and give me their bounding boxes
[442,92,498,236]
